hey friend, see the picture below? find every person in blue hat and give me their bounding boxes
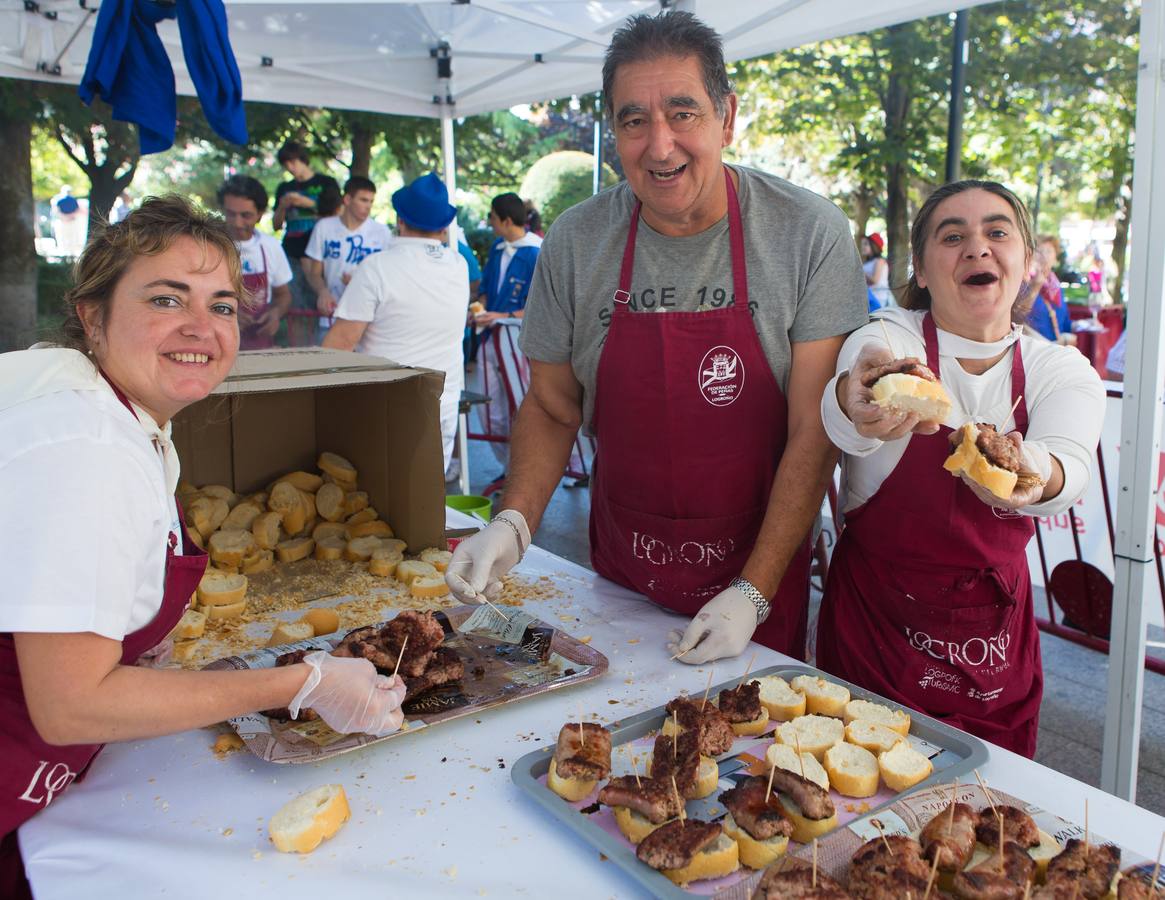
[323,173,470,477]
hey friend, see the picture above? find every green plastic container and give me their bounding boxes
[446,494,493,523]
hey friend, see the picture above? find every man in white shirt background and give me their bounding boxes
[217,175,293,350]
[304,176,392,340]
[322,173,469,478]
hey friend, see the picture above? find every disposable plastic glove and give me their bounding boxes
[665,584,758,665]
[445,509,530,603]
[960,432,1054,511]
[839,343,942,440]
[136,638,173,668]
[289,651,407,737]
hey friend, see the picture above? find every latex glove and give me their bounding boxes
[665,584,758,665]
[445,509,530,604]
[290,651,407,736]
[960,432,1053,511]
[136,638,173,668]
[839,343,941,440]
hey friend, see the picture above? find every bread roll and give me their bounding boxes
[870,372,952,421]
[221,501,263,532]
[790,675,849,717]
[196,570,248,607]
[418,548,452,572]
[278,471,324,493]
[268,784,350,854]
[942,422,1018,500]
[342,491,369,516]
[267,621,315,647]
[346,519,393,540]
[317,452,357,484]
[396,560,439,585]
[845,720,906,755]
[843,699,911,736]
[877,742,933,792]
[198,599,247,620]
[276,537,315,563]
[344,536,383,562]
[313,536,346,560]
[169,607,207,641]
[764,743,829,791]
[299,608,340,636]
[252,511,283,550]
[775,714,844,761]
[410,575,449,599]
[281,495,307,537]
[208,529,257,568]
[757,675,807,722]
[368,549,402,577]
[823,742,879,797]
[315,483,345,522]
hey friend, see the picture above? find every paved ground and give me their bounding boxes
[452,430,1165,817]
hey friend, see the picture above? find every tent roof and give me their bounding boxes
[3,0,992,119]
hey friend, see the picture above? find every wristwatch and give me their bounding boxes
[730,576,771,625]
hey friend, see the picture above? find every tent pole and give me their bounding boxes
[944,9,969,182]
[593,92,602,195]
[1101,0,1165,801]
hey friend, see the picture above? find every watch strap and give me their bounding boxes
[730,576,771,625]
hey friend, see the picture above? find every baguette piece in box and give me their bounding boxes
[196,571,247,607]
[269,784,350,854]
[169,608,207,641]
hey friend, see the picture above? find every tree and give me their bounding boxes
[520,150,619,227]
[0,82,38,352]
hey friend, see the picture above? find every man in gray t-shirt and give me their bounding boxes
[445,11,867,665]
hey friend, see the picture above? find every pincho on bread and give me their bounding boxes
[598,776,682,844]
[718,680,770,736]
[764,766,837,844]
[867,356,952,422]
[943,421,1046,501]
[662,696,735,756]
[650,730,719,800]
[718,776,792,869]
[751,866,850,899]
[547,722,611,801]
[635,819,739,886]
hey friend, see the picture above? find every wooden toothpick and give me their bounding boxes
[872,817,893,854]
[998,807,1004,873]
[670,646,691,661]
[391,635,409,680]
[794,732,806,779]
[579,716,585,748]
[1022,882,1032,900]
[880,318,896,358]
[949,779,959,830]
[700,667,715,712]
[738,651,757,690]
[670,774,685,824]
[812,838,818,889]
[1004,395,1024,431]
[924,850,940,899]
[624,744,641,788]
[765,758,778,803]
[672,710,678,759]
[973,769,997,817]
[1084,798,1089,853]
[1149,830,1164,895]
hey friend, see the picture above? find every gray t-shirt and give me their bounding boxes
[519,165,869,433]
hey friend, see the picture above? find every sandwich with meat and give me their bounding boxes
[548,721,611,801]
[635,818,740,885]
[598,775,684,843]
[718,776,793,869]
[943,422,1046,500]
[866,356,952,422]
[650,730,719,800]
[662,695,735,756]
[718,680,771,736]
[751,867,853,900]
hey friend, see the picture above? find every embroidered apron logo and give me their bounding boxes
[698,345,745,406]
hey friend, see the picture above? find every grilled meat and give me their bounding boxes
[767,767,835,821]
[1042,839,1121,900]
[719,776,794,841]
[862,357,938,388]
[636,819,721,871]
[951,841,1036,900]
[598,776,682,824]
[719,680,763,724]
[848,835,931,900]
[1117,870,1164,899]
[553,721,611,780]
[401,646,464,700]
[650,730,700,797]
[752,867,852,899]
[666,696,735,756]
[974,805,1040,850]
[955,422,1021,472]
[920,802,978,871]
[378,610,445,676]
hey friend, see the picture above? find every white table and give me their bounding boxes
[19,537,1165,898]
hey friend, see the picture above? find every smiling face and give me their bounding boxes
[79,236,240,425]
[610,54,736,237]
[915,189,1031,341]
[221,193,260,242]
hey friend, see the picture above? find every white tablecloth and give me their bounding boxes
[19,525,1165,898]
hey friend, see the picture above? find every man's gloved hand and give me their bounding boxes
[445,509,530,603]
[665,584,758,665]
[961,433,1053,511]
[290,651,407,736]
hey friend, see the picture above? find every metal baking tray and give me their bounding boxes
[511,662,990,899]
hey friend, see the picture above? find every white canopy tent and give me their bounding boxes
[2,0,1163,805]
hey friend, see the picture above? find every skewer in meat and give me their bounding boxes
[719,776,793,869]
[1034,839,1121,900]
[599,776,684,843]
[547,722,611,801]
[636,819,740,885]
[651,730,719,799]
[718,680,770,735]
[752,867,853,899]
[401,646,464,700]
[847,834,931,900]
[974,805,1040,849]
[665,696,735,756]
[920,802,977,871]
[951,840,1036,900]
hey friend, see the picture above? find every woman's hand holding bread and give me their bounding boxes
[290,651,408,737]
[445,509,530,603]
[837,344,940,441]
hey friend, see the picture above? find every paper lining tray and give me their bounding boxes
[206,604,607,763]
[511,662,989,900]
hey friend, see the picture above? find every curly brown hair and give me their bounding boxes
[60,194,243,354]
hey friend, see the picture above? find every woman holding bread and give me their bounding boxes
[0,197,407,897]
[815,181,1104,757]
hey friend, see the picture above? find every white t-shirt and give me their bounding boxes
[335,238,469,392]
[236,231,293,306]
[822,307,1105,519]
[0,384,182,640]
[305,215,392,299]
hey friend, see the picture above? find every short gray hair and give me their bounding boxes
[602,11,732,120]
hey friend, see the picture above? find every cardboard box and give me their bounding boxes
[172,348,446,551]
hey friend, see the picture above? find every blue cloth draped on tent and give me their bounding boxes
[79,0,247,154]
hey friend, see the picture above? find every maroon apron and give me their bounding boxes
[0,386,207,895]
[816,313,1042,756]
[589,167,812,658]
[240,243,274,350]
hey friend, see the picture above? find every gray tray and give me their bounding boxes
[511,662,990,900]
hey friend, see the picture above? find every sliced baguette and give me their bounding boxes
[169,607,207,641]
[790,675,850,717]
[877,741,933,792]
[198,599,247,620]
[196,570,248,607]
[845,720,907,755]
[870,371,952,421]
[660,832,739,886]
[315,483,346,522]
[267,621,315,647]
[843,698,911,736]
[278,471,324,493]
[722,811,788,870]
[269,784,350,854]
[311,521,349,542]
[252,511,284,550]
[410,575,450,599]
[368,549,402,577]
[221,501,263,532]
[775,714,844,761]
[823,742,879,798]
[299,608,340,637]
[757,675,807,722]
[764,743,829,791]
[317,452,357,484]
[419,548,452,572]
[208,529,257,568]
[276,537,315,563]
[344,535,383,562]
[396,559,439,586]
[313,536,347,561]
[546,758,596,802]
[242,549,275,575]
[342,491,369,516]
[688,755,719,800]
[346,519,393,540]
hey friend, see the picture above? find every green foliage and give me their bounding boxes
[519,151,618,227]
[37,257,72,322]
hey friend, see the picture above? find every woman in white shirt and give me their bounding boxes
[816,181,1103,758]
[0,197,406,896]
